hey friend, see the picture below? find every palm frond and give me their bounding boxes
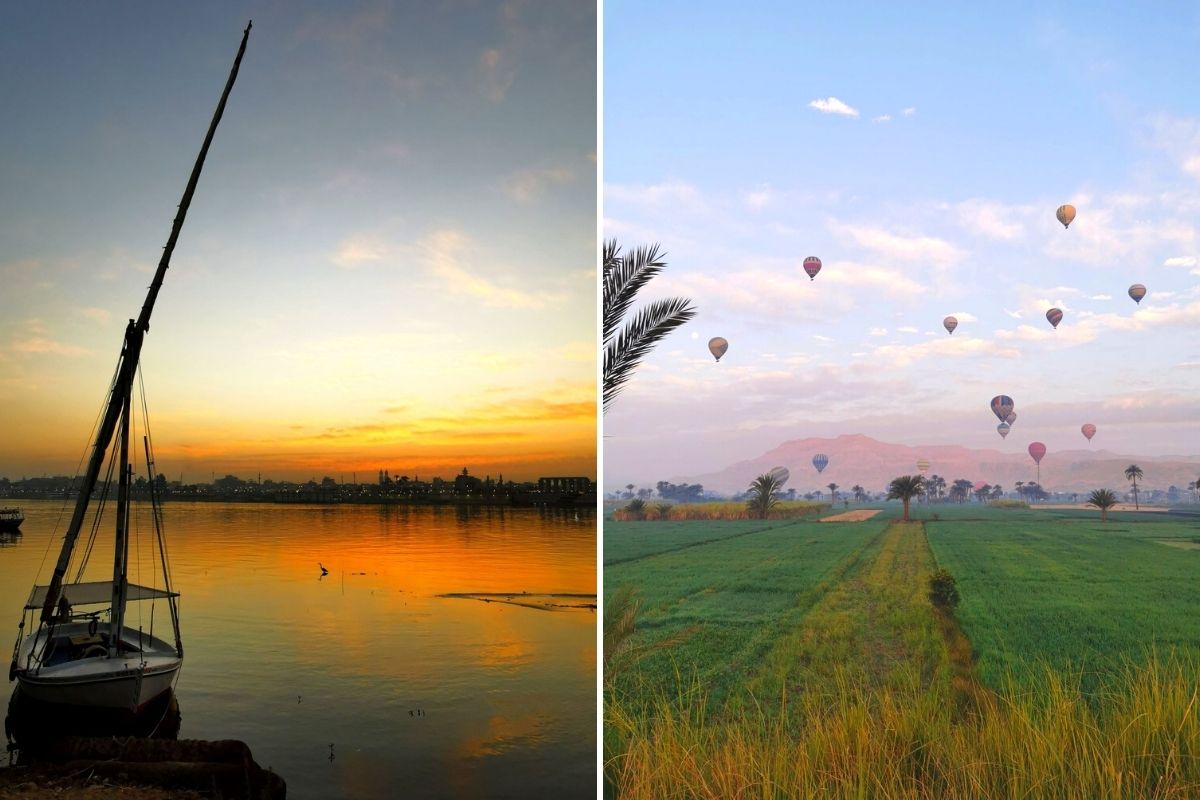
[603,240,669,345]
[603,296,696,411]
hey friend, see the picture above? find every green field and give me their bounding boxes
[605,505,1200,798]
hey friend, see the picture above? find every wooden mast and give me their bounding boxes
[39,22,252,626]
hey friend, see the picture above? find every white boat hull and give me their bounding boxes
[13,622,181,712]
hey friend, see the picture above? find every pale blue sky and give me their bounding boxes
[604,2,1200,486]
[1,1,596,481]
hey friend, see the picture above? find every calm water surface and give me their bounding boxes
[1,500,596,799]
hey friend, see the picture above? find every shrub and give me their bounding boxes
[989,499,1029,509]
[654,503,672,520]
[622,498,646,521]
[929,568,960,609]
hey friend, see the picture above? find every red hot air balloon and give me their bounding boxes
[1028,442,1046,464]
[803,256,822,281]
[1081,423,1096,441]
[1128,284,1146,305]
[943,316,958,335]
[1046,308,1063,329]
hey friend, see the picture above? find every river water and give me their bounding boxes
[1,499,596,799]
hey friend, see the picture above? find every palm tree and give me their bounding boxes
[603,240,697,412]
[746,472,783,520]
[827,482,838,504]
[1124,464,1143,510]
[887,475,925,522]
[625,483,635,499]
[1087,488,1118,522]
[852,484,865,502]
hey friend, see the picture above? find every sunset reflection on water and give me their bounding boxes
[1,500,596,799]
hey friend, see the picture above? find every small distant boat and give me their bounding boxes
[0,508,24,533]
[7,23,251,714]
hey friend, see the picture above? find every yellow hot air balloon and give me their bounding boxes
[708,337,728,362]
[1056,204,1076,229]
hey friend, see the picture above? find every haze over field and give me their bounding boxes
[604,4,1200,488]
[0,2,596,482]
[662,433,1200,496]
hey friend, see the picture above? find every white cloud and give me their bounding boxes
[872,335,1021,368]
[808,97,859,117]
[80,307,111,324]
[828,220,966,269]
[743,185,773,209]
[897,325,918,333]
[902,107,916,116]
[813,335,833,342]
[1089,294,1112,300]
[955,200,1027,240]
[868,327,888,337]
[872,114,892,123]
[1164,256,1197,267]
[946,311,978,322]
[1004,308,1023,319]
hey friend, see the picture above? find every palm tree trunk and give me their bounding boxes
[902,498,910,522]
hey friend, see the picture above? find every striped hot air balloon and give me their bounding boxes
[1046,308,1063,329]
[990,395,1014,422]
[1056,204,1076,229]
[1128,284,1146,305]
[803,256,822,281]
[916,458,930,474]
[708,337,728,361]
[943,316,958,335]
[812,454,829,474]
[997,422,1010,439]
[768,466,790,487]
[1081,423,1096,441]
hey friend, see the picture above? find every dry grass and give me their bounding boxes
[613,501,826,522]
[606,653,1200,799]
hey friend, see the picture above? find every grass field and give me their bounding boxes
[605,504,1200,798]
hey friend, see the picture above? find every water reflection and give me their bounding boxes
[0,500,595,799]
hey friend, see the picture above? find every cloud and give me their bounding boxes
[332,235,388,268]
[480,47,516,103]
[808,97,859,117]
[902,107,916,116]
[420,229,562,310]
[503,166,572,202]
[897,325,918,333]
[1088,294,1112,300]
[872,335,1021,367]
[955,200,1027,240]
[1164,256,1196,267]
[871,114,892,123]
[1004,309,1023,319]
[9,337,87,357]
[79,307,111,324]
[945,311,978,322]
[828,220,966,269]
[868,327,888,337]
[743,186,773,209]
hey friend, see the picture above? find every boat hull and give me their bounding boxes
[12,622,181,712]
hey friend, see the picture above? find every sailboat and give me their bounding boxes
[7,23,251,714]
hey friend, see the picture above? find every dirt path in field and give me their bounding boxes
[819,509,882,522]
[745,520,986,714]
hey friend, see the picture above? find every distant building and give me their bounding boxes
[538,477,592,494]
[454,467,483,494]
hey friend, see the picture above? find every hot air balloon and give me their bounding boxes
[916,458,930,474]
[990,395,1014,422]
[997,422,1010,439]
[1056,204,1076,229]
[803,256,822,281]
[1005,411,1017,426]
[708,337,728,362]
[1128,284,1146,305]
[1081,423,1096,441]
[768,466,790,487]
[1046,308,1063,329]
[812,454,829,474]
[973,480,988,492]
[1028,442,1046,464]
[943,316,958,335]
